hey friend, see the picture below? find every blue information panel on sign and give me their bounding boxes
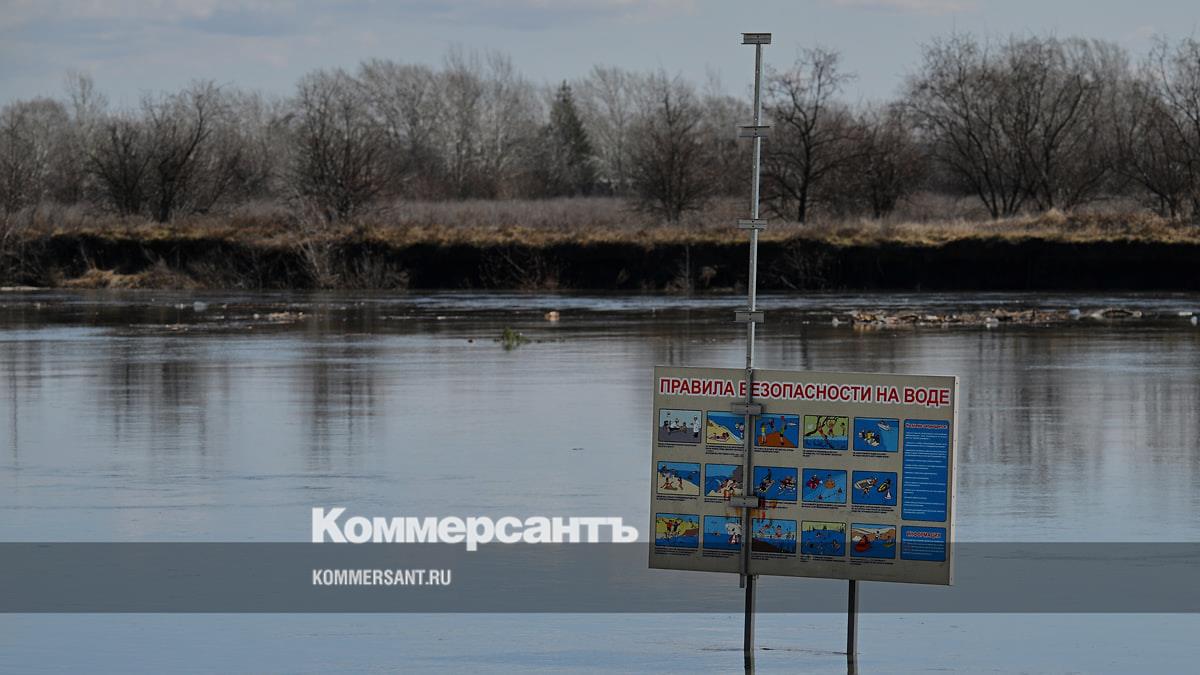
[901,420,950,522]
[900,526,947,562]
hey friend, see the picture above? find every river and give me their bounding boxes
[1,290,1198,673]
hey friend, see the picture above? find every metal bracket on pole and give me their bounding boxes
[735,310,764,323]
[730,401,762,416]
[737,124,771,138]
[737,219,767,230]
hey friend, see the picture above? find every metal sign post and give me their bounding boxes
[737,30,770,670]
[649,32,957,672]
[650,365,957,667]
[848,579,859,668]
[735,34,859,668]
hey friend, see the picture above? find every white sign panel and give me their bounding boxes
[649,366,958,585]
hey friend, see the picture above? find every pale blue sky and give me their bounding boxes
[1,0,1198,107]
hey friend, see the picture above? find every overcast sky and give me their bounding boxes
[2,0,1198,107]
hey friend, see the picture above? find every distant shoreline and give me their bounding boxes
[2,210,1199,291]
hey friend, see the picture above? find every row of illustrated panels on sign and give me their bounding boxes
[658,463,895,506]
[658,410,899,452]
[655,514,947,562]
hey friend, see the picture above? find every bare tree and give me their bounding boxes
[907,35,1125,217]
[61,72,108,204]
[289,69,388,219]
[1143,37,1200,216]
[700,69,751,197]
[215,90,288,205]
[440,49,488,198]
[437,49,540,199]
[0,98,70,214]
[1112,72,1195,217]
[180,88,283,214]
[142,81,222,222]
[762,47,858,223]
[576,66,639,195]
[628,72,714,222]
[839,104,926,218]
[999,37,1118,210]
[479,51,540,198]
[906,35,1027,218]
[358,59,443,196]
[65,72,107,128]
[82,82,273,220]
[87,113,152,216]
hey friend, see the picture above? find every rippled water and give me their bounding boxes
[1,290,1198,673]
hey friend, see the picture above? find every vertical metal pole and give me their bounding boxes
[847,579,859,666]
[748,41,764,358]
[741,38,766,672]
[743,572,755,672]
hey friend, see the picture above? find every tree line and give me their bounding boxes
[3,35,1200,224]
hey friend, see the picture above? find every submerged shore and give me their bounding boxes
[2,212,1199,291]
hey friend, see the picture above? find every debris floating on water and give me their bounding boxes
[545,310,560,322]
[844,307,1152,330]
[1089,308,1141,319]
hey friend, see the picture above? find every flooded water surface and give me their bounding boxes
[1,290,1198,673]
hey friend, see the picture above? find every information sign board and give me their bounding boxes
[649,366,958,585]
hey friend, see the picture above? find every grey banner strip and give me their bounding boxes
[0,543,1196,613]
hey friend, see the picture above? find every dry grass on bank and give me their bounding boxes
[56,262,198,290]
[4,197,1199,249]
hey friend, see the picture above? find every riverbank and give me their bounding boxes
[2,206,1198,291]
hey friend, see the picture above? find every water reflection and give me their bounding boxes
[0,291,1197,543]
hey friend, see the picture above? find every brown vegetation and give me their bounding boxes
[6,197,1197,248]
[1,198,1197,291]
